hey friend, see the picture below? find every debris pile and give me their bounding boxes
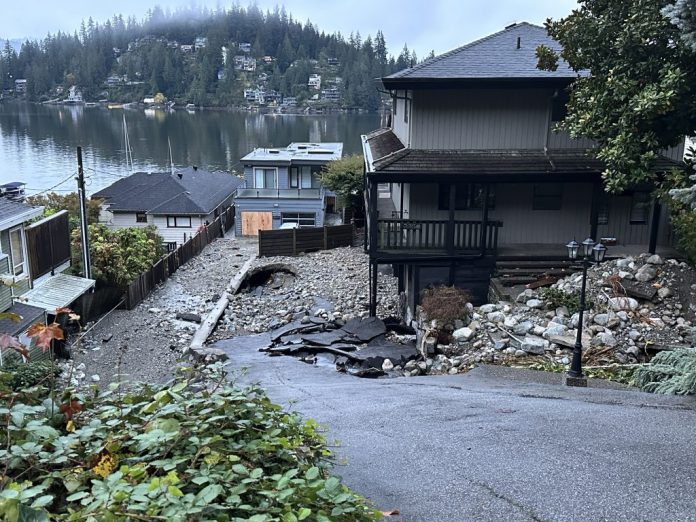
[414,253,695,375]
[260,315,419,377]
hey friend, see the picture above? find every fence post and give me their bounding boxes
[292,228,297,255]
[323,226,328,249]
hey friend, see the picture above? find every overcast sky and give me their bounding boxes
[1,0,579,57]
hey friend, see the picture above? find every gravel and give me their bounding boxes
[68,236,258,387]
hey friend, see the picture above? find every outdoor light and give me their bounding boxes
[566,239,579,260]
[582,237,595,257]
[563,237,608,385]
[593,242,607,263]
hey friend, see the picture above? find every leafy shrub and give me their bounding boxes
[633,347,696,394]
[1,361,59,391]
[27,192,101,233]
[0,367,382,521]
[72,224,166,287]
[420,286,472,327]
[538,288,591,315]
[670,207,696,264]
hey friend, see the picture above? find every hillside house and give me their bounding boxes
[0,199,95,361]
[235,143,343,236]
[93,168,241,249]
[308,74,322,90]
[362,22,683,318]
[14,79,27,94]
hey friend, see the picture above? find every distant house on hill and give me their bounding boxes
[92,168,242,249]
[13,79,27,95]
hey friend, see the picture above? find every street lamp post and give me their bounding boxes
[564,237,607,386]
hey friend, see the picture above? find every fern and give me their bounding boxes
[634,348,696,395]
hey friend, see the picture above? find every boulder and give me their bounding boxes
[593,313,610,326]
[657,287,673,299]
[479,304,498,314]
[516,289,535,303]
[526,299,544,309]
[646,254,663,265]
[521,335,549,355]
[487,311,506,323]
[635,264,658,282]
[542,324,568,339]
[176,312,202,323]
[513,321,534,335]
[592,332,617,347]
[452,327,475,342]
[608,297,639,311]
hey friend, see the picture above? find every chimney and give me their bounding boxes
[517,36,521,50]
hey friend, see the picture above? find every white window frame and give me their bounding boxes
[281,212,316,228]
[166,216,192,228]
[253,167,278,188]
[8,226,26,277]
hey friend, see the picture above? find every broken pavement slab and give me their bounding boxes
[341,317,387,342]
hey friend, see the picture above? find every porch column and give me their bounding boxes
[369,260,378,317]
[648,199,662,255]
[589,182,602,240]
[447,183,456,255]
[368,178,378,254]
[479,184,490,255]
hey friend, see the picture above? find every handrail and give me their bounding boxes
[375,219,503,252]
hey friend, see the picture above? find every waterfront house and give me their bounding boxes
[362,22,683,318]
[13,79,27,95]
[93,168,241,249]
[0,198,95,361]
[235,143,343,236]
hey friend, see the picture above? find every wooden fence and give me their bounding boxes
[25,210,71,280]
[123,206,235,310]
[258,224,354,257]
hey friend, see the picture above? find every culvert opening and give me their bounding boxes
[236,264,297,296]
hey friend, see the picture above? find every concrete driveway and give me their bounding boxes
[215,335,696,522]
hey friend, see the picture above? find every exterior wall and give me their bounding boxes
[235,198,325,235]
[410,88,595,150]
[0,227,30,295]
[392,90,411,147]
[151,215,205,246]
[244,165,290,188]
[109,212,154,229]
[0,254,12,312]
[405,182,674,247]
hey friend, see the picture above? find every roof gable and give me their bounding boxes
[384,22,578,85]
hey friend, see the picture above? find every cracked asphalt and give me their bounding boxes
[214,335,696,521]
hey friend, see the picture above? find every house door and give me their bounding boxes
[241,211,273,236]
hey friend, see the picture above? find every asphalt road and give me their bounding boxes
[216,335,696,522]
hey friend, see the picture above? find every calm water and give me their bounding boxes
[0,101,382,196]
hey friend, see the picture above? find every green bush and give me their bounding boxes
[538,287,591,315]
[1,361,59,391]
[0,367,382,521]
[670,207,696,264]
[633,347,696,394]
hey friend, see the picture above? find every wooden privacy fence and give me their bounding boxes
[124,207,236,310]
[258,224,354,257]
[25,210,71,280]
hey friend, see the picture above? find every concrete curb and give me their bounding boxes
[189,254,257,357]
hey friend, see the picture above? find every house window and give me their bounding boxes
[254,167,277,188]
[597,194,610,225]
[532,184,563,210]
[437,184,496,210]
[630,192,651,224]
[135,212,147,223]
[281,212,316,227]
[290,166,321,188]
[166,216,192,228]
[551,91,569,122]
[9,227,25,276]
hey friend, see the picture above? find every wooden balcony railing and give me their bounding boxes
[375,219,503,253]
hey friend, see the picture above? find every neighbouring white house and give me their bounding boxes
[92,168,242,249]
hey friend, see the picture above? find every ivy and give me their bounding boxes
[0,366,382,521]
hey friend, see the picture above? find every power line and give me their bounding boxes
[24,172,76,197]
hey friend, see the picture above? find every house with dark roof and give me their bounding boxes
[362,22,683,318]
[92,168,242,248]
[235,143,343,236]
[1,198,95,363]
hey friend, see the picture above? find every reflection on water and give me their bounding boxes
[0,102,382,195]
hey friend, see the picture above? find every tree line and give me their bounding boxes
[0,4,422,110]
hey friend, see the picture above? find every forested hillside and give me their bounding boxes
[0,5,420,110]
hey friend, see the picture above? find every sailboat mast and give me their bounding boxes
[168,137,174,176]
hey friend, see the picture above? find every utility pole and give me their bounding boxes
[76,147,92,280]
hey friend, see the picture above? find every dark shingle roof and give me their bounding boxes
[384,22,578,85]
[369,148,681,177]
[0,198,42,229]
[0,302,45,336]
[92,169,243,215]
[363,128,405,163]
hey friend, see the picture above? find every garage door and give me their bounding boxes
[241,211,273,236]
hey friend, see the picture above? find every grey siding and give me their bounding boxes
[410,89,598,150]
[597,195,673,247]
[392,90,411,146]
[244,165,290,188]
[235,198,325,235]
[0,255,12,312]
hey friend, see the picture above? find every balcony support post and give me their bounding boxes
[447,184,456,256]
[480,184,490,255]
[368,178,378,255]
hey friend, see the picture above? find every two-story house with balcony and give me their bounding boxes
[235,142,343,236]
[362,22,683,320]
